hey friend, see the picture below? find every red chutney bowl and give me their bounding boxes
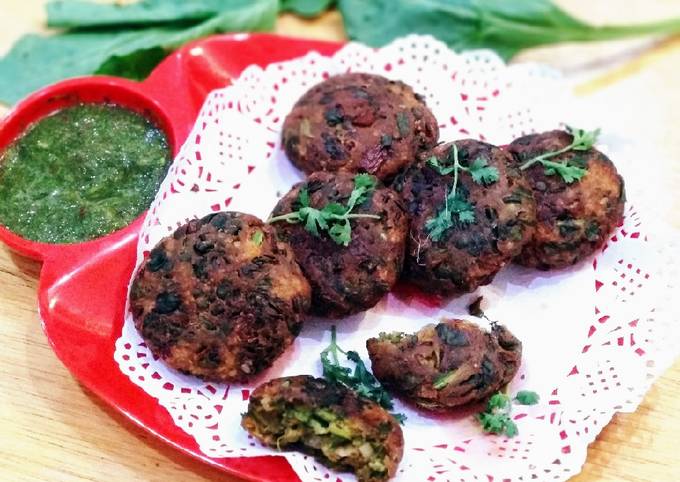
[0,34,344,482]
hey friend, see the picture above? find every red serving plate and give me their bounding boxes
[0,33,345,482]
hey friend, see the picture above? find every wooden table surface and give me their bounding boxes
[1,1,679,481]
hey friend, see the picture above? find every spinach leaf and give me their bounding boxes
[0,0,277,104]
[46,0,230,29]
[281,0,335,18]
[338,0,680,60]
[95,46,169,80]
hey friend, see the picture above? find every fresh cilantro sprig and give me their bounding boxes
[427,147,500,186]
[514,390,540,405]
[269,174,380,246]
[467,157,501,185]
[519,126,600,183]
[425,186,476,241]
[320,326,406,424]
[477,393,518,437]
[476,390,540,437]
[425,143,500,241]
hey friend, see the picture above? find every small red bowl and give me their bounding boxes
[0,76,179,260]
[0,34,347,482]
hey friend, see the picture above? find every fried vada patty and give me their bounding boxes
[367,319,522,410]
[394,140,536,296]
[129,212,311,382]
[282,72,439,181]
[242,375,403,482]
[507,129,625,270]
[270,171,408,318]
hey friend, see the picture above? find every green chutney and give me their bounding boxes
[0,103,171,244]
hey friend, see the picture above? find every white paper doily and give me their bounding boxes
[114,35,680,482]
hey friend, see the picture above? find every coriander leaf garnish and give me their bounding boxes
[514,390,540,405]
[427,150,499,185]
[425,186,476,241]
[457,208,476,224]
[346,173,377,210]
[321,326,406,424]
[542,160,587,184]
[269,174,380,246]
[328,219,351,245]
[569,126,601,151]
[519,126,600,183]
[425,144,479,241]
[427,154,455,176]
[477,393,517,437]
[476,390,540,437]
[467,157,500,185]
[298,186,310,207]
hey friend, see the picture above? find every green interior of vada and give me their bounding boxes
[246,403,391,481]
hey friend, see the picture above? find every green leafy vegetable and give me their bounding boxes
[541,159,588,183]
[425,187,475,241]
[281,0,335,18]
[476,390,540,437]
[467,157,500,185]
[514,390,540,405]
[338,0,680,61]
[46,0,229,29]
[568,126,602,151]
[320,326,406,423]
[476,393,518,437]
[519,126,600,183]
[426,155,456,176]
[428,151,499,185]
[347,173,377,209]
[268,173,380,246]
[0,0,277,104]
[5,0,680,106]
[95,46,169,80]
[425,144,492,241]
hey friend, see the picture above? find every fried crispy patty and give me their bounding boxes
[242,375,403,482]
[507,130,625,269]
[395,140,536,296]
[367,319,522,410]
[271,171,408,318]
[129,212,311,382]
[282,73,439,180]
